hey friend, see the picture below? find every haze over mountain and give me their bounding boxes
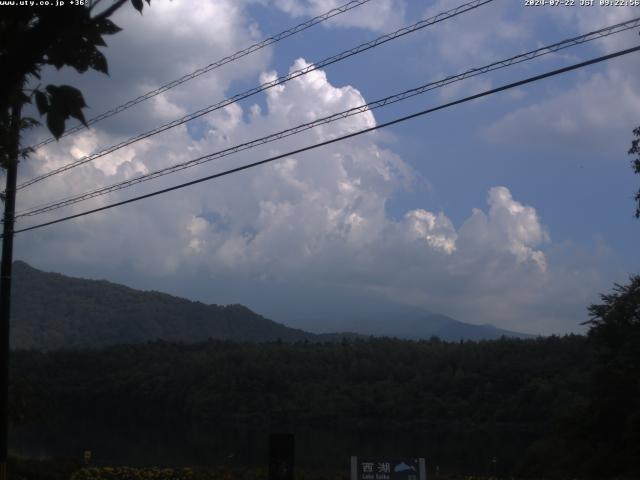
[294,306,534,341]
[10,261,531,350]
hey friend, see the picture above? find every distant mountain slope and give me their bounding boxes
[10,261,359,350]
[10,261,532,350]
[294,310,534,341]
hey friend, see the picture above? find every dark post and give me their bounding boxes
[269,433,295,480]
[0,101,22,480]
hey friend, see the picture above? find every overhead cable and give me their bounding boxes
[16,0,495,191]
[15,17,640,219]
[27,0,375,151]
[9,44,640,236]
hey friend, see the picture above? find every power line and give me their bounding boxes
[26,0,375,151]
[15,0,495,192]
[9,44,640,237]
[14,17,640,219]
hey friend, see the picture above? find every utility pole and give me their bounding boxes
[0,5,145,478]
[0,101,22,480]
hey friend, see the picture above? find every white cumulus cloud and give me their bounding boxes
[12,1,621,337]
[269,0,407,32]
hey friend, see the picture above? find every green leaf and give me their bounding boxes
[46,110,65,140]
[95,18,122,35]
[68,108,87,127]
[91,33,107,47]
[45,50,66,70]
[34,90,48,115]
[131,0,144,13]
[89,50,108,75]
[49,85,87,112]
[44,85,89,133]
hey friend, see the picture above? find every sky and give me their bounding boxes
[11,0,640,335]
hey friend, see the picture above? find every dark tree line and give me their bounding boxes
[9,335,595,476]
[579,276,640,476]
[9,275,640,478]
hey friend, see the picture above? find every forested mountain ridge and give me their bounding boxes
[10,261,530,350]
[10,261,359,349]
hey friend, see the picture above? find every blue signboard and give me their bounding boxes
[350,457,426,480]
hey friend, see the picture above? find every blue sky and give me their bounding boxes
[14,0,640,334]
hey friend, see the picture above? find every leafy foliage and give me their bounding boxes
[628,127,640,217]
[0,0,150,169]
[71,466,196,480]
[586,275,640,339]
[576,276,640,476]
[69,466,349,480]
[38,85,88,139]
[7,456,80,480]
